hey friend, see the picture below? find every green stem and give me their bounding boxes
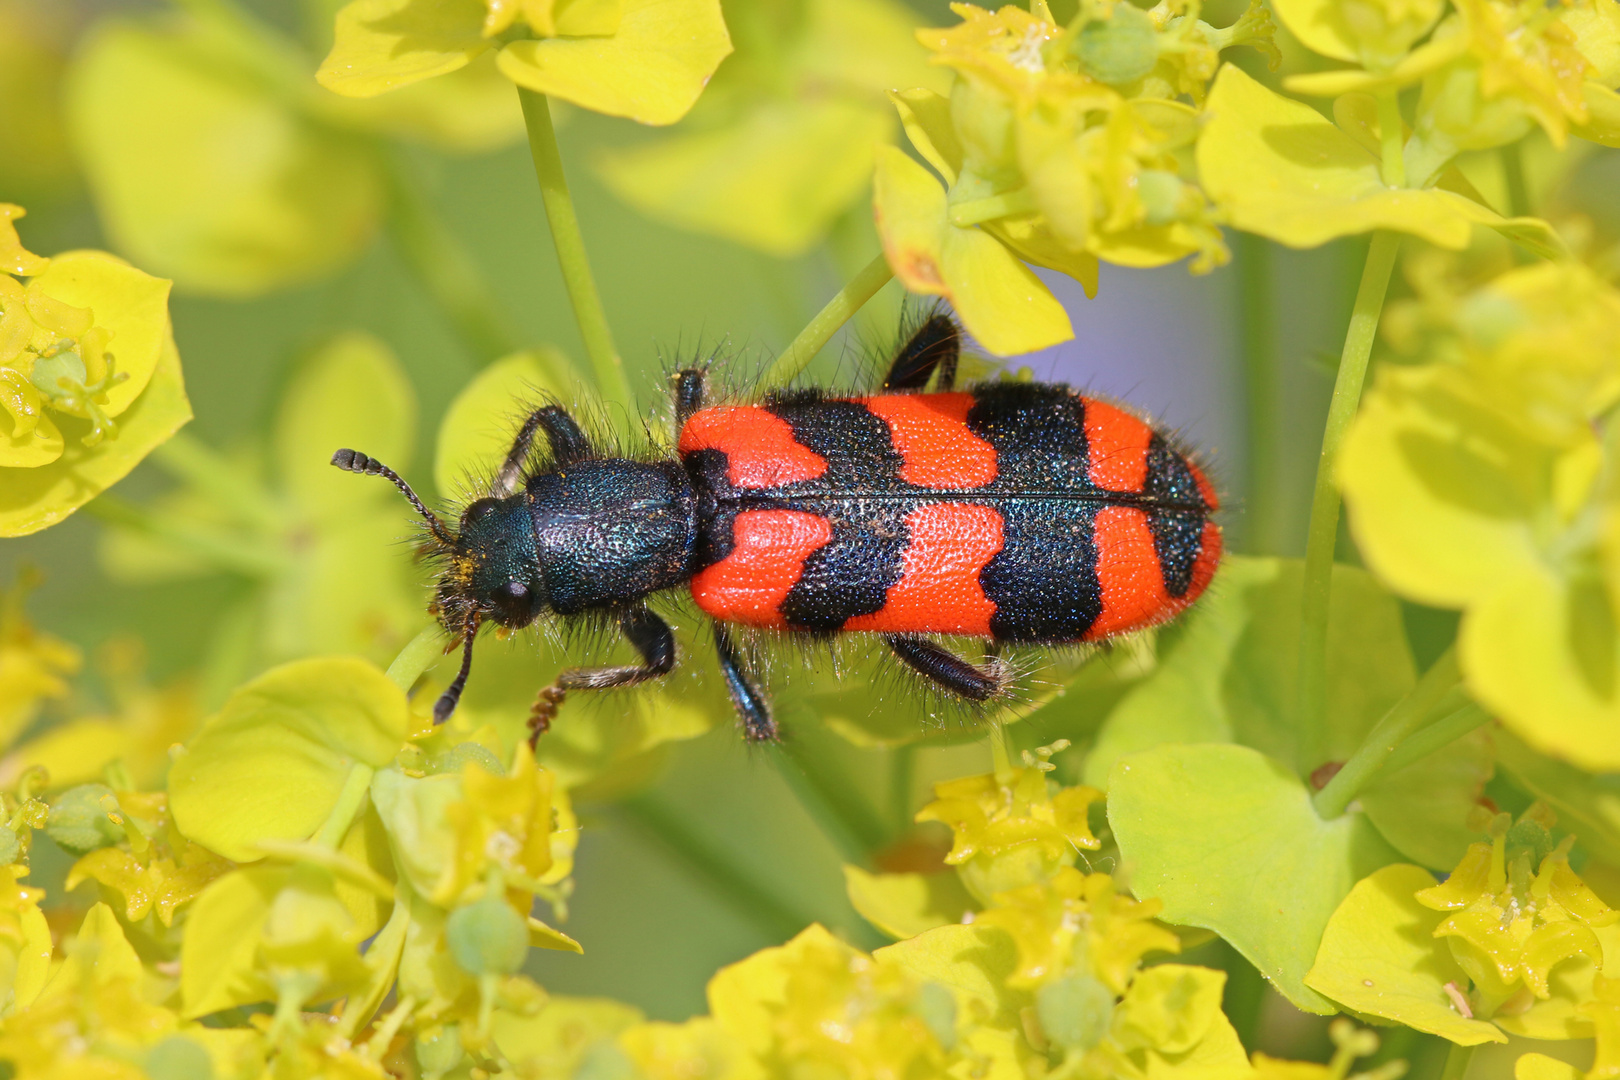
[152,431,282,531]
[1313,648,1461,818]
[1298,230,1401,762]
[84,494,287,577]
[889,743,917,837]
[314,763,375,849]
[767,742,888,864]
[384,146,520,365]
[618,793,812,941]
[1236,232,1279,555]
[387,623,449,694]
[1379,701,1489,777]
[988,721,1011,774]
[760,253,894,391]
[1501,141,1531,218]
[517,88,628,408]
[1439,1042,1475,1080]
[1377,91,1406,188]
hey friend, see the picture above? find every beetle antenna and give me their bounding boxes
[433,625,478,723]
[331,448,456,546]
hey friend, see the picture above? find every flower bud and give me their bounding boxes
[45,783,122,854]
[430,742,504,777]
[1137,170,1187,226]
[447,894,530,976]
[416,1023,465,1079]
[1074,4,1159,86]
[1037,972,1116,1051]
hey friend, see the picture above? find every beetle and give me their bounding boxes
[332,314,1221,741]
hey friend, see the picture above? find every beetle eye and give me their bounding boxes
[462,498,500,527]
[496,580,528,602]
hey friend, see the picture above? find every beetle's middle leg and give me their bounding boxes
[494,405,593,497]
[883,312,961,391]
[528,606,676,742]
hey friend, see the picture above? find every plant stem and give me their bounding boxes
[1298,230,1400,762]
[517,88,629,408]
[1379,701,1489,776]
[383,146,519,365]
[1501,141,1531,217]
[153,431,282,531]
[314,763,376,848]
[1439,1041,1474,1080]
[1313,648,1461,818]
[889,743,917,836]
[988,721,1011,774]
[760,253,894,391]
[1236,231,1280,555]
[767,742,887,864]
[387,623,449,694]
[618,792,812,942]
[84,494,287,577]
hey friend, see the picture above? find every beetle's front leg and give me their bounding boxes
[528,606,675,742]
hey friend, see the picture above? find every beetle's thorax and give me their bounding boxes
[524,457,698,614]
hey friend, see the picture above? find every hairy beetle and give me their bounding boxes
[333,315,1221,741]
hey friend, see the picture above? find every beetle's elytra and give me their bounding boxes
[332,314,1221,741]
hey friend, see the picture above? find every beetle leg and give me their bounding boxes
[712,623,776,741]
[883,312,960,391]
[884,635,1006,701]
[672,368,707,430]
[558,606,677,690]
[493,405,593,497]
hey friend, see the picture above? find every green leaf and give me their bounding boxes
[1108,743,1400,1013]
[0,320,191,537]
[1197,65,1547,250]
[1085,556,1416,783]
[433,348,574,502]
[179,866,282,1017]
[843,865,975,940]
[1304,863,1506,1044]
[318,0,491,98]
[169,656,408,861]
[67,17,384,296]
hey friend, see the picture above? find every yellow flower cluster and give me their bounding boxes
[875,0,1277,356]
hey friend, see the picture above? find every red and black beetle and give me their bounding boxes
[332,314,1221,741]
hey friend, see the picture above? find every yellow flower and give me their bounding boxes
[66,790,232,928]
[0,864,51,1013]
[876,1,1273,354]
[0,206,190,537]
[1416,806,1618,1015]
[318,0,733,126]
[973,867,1181,992]
[915,760,1101,903]
[439,741,576,906]
[0,572,80,750]
[707,923,950,1079]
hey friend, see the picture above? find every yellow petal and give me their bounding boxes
[0,324,189,536]
[873,144,950,296]
[940,224,1072,356]
[317,0,491,97]
[891,88,963,185]
[1574,81,1620,147]
[1200,65,1526,249]
[497,0,732,125]
[0,410,62,468]
[0,204,48,277]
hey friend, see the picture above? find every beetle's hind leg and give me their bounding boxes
[712,623,776,741]
[884,635,1008,701]
[494,405,593,497]
[883,312,960,391]
[527,606,676,744]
